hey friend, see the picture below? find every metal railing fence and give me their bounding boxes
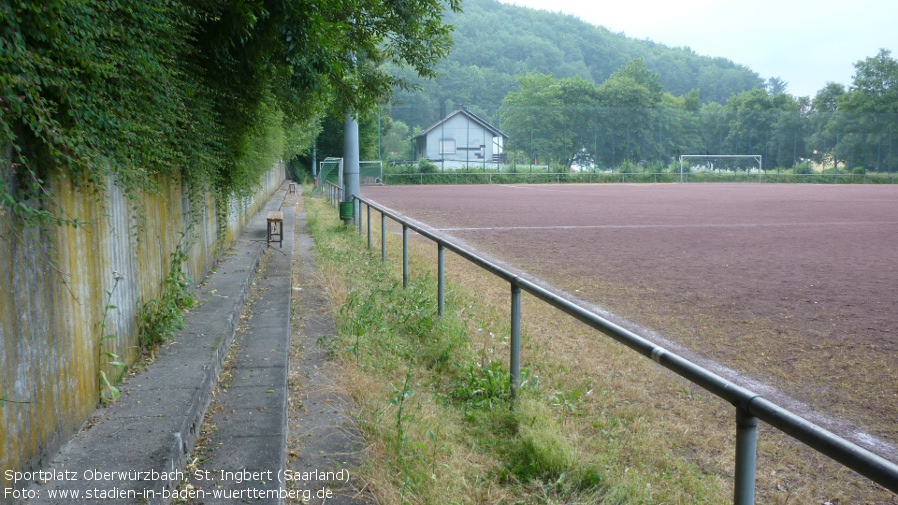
[324,180,344,203]
[335,191,898,505]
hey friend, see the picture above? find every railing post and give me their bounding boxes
[437,244,445,317]
[734,407,758,505]
[402,224,409,288]
[381,212,387,263]
[367,203,372,249]
[510,284,521,401]
[357,199,363,235]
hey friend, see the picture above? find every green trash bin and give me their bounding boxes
[339,201,354,221]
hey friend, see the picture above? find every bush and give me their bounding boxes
[418,159,438,173]
[793,162,814,174]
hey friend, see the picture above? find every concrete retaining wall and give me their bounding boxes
[0,163,286,485]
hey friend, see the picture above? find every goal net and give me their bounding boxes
[315,158,382,195]
[678,155,763,182]
[316,157,343,194]
[360,160,383,186]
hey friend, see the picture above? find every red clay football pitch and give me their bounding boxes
[362,182,898,457]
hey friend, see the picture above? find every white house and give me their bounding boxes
[414,107,508,168]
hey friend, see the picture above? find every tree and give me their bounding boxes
[499,74,601,168]
[658,92,702,161]
[499,74,565,167]
[812,83,847,113]
[768,95,806,168]
[188,0,462,185]
[766,77,789,97]
[558,76,602,167]
[842,49,898,113]
[614,59,664,103]
[808,50,898,172]
[725,89,774,158]
[699,102,732,156]
[595,61,662,166]
[381,119,414,164]
[835,50,898,171]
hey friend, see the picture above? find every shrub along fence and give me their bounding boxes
[381,170,898,185]
[324,187,898,504]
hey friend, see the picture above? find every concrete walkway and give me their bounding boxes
[22,185,369,505]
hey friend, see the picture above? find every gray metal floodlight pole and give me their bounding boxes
[344,110,360,223]
[343,45,361,224]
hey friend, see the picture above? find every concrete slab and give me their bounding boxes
[178,198,295,504]
[285,207,373,505]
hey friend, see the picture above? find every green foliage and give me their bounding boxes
[417,159,438,173]
[137,242,197,353]
[500,73,601,168]
[308,195,610,503]
[793,162,814,174]
[1,0,460,236]
[390,359,418,500]
[98,272,128,403]
[840,49,898,114]
[1,1,202,229]
[451,360,512,409]
[389,0,764,131]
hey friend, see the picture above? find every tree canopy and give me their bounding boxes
[1,0,460,229]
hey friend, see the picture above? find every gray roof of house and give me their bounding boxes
[414,108,508,139]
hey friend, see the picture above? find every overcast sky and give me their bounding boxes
[499,0,898,98]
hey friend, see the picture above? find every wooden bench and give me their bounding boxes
[267,211,283,247]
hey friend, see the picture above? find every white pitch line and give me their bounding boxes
[496,184,572,192]
[436,221,898,232]
[495,184,778,193]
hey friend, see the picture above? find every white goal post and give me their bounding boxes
[679,155,763,183]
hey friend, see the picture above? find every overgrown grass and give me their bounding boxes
[305,193,741,504]
[308,199,613,504]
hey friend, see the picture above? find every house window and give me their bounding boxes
[439,139,456,155]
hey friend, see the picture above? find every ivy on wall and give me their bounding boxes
[1,0,459,233]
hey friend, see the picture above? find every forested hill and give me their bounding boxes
[390,0,764,126]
